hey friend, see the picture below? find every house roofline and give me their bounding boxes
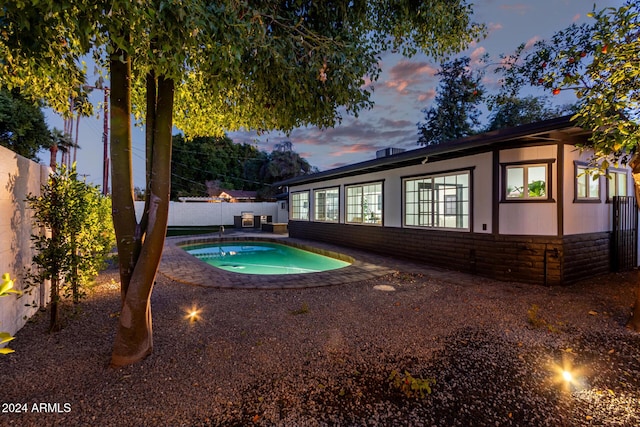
[275,115,587,187]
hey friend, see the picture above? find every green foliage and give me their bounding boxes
[259,142,317,194]
[1,1,484,136]
[171,136,316,199]
[528,180,546,198]
[289,302,310,316]
[0,88,52,160]
[527,304,560,333]
[502,2,640,169]
[485,95,574,132]
[0,273,21,354]
[389,370,435,399]
[418,57,484,146]
[1,0,486,364]
[73,183,115,295]
[171,134,267,199]
[24,164,115,330]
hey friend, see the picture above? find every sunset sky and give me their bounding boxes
[43,0,626,189]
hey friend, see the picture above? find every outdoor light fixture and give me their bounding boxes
[550,355,587,392]
[562,370,574,383]
[185,306,201,323]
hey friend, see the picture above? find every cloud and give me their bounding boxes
[488,22,504,34]
[499,4,531,15]
[524,35,541,50]
[417,88,436,103]
[383,60,438,96]
[470,47,487,66]
[278,115,420,169]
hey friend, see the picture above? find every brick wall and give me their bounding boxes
[289,221,611,285]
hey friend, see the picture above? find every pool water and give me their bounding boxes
[183,241,351,275]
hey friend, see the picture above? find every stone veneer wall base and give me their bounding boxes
[288,221,612,286]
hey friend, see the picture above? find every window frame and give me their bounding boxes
[606,168,628,202]
[501,159,555,203]
[290,190,310,221]
[574,162,601,203]
[313,186,340,222]
[402,169,471,231]
[345,181,384,225]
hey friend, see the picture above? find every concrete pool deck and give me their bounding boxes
[160,229,486,289]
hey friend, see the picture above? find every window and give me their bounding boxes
[314,187,339,222]
[346,182,382,224]
[575,164,600,201]
[504,163,549,200]
[607,169,628,200]
[404,171,469,230]
[291,191,309,220]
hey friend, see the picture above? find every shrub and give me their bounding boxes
[24,164,115,331]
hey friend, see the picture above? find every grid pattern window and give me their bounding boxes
[505,164,548,200]
[404,172,470,230]
[346,182,383,224]
[314,188,339,222]
[291,191,309,220]
[576,165,600,200]
[608,170,628,200]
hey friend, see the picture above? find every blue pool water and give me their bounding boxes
[183,241,351,275]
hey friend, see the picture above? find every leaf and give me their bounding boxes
[0,332,15,344]
[0,347,15,354]
[588,310,598,316]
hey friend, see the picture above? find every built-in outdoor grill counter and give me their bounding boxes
[233,212,272,229]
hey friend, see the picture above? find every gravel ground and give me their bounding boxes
[1,261,640,426]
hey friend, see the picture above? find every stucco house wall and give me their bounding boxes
[280,117,638,285]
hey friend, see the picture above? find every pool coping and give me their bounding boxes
[160,233,396,289]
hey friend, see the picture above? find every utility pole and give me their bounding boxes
[83,83,110,195]
[101,87,109,195]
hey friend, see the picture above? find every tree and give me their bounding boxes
[260,141,317,183]
[485,95,573,132]
[171,134,266,199]
[48,128,74,169]
[1,1,485,366]
[417,57,484,145]
[0,88,51,160]
[507,2,640,329]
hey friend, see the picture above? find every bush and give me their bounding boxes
[24,164,115,331]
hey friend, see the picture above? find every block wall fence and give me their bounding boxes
[0,145,50,337]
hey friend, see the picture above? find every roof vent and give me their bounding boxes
[376,147,406,158]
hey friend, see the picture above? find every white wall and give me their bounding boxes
[289,152,494,233]
[562,145,633,235]
[0,145,50,337]
[499,145,558,235]
[134,201,283,226]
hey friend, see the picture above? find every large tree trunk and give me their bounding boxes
[627,154,640,331]
[49,145,57,169]
[109,46,139,301]
[110,63,174,368]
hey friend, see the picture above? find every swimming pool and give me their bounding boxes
[183,241,351,275]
